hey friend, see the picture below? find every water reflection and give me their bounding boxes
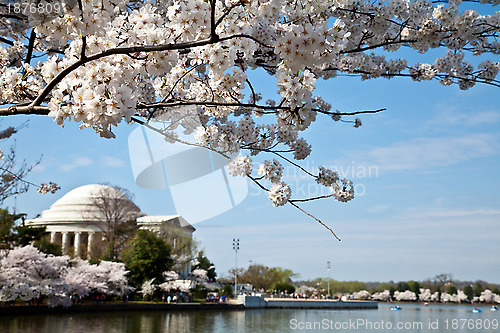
[1,304,498,333]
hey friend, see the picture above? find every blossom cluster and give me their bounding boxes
[228,155,253,177]
[268,182,292,207]
[37,182,61,194]
[258,159,284,184]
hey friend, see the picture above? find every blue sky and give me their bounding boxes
[2,53,500,284]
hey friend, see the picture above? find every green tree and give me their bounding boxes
[374,283,395,293]
[192,284,208,300]
[193,250,216,282]
[13,224,47,246]
[446,285,458,295]
[463,285,474,301]
[407,281,421,298]
[238,264,297,291]
[122,230,173,286]
[0,209,25,249]
[273,281,295,294]
[473,282,484,297]
[396,281,409,292]
[389,285,396,298]
[313,279,367,294]
[0,209,61,254]
[222,285,233,298]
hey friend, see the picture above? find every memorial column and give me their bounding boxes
[74,232,81,257]
[62,232,70,255]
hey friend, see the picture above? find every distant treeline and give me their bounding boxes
[299,273,500,296]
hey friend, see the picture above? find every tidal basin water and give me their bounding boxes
[2,303,499,333]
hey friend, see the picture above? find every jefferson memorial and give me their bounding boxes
[27,184,195,259]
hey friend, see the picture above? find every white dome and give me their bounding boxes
[31,184,142,224]
[51,184,127,207]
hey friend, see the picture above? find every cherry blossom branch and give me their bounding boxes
[138,100,386,118]
[323,67,500,88]
[288,201,341,241]
[247,174,341,240]
[270,152,316,178]
[27,33,268,108]
[132,116,342,238]
[215,0,246,27]
[342,39,418,54]
[159,66,198,103]
[218,34,272,49]
[0,36,14,46]
[137,100,290,111]
[315,108,387,117]
[0,105,49,116]
[290,194,335,203]
[210,0,219,42]
[23,30,36,69]
[0,166,39,188]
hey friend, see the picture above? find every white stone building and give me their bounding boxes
[27,184,195,259]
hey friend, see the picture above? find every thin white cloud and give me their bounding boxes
[59,156,93,172]
[102,156,125,167]
[345,133,499,172]
[426,108,500,128]
[366,204,391,213]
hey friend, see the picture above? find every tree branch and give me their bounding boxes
[0,36,14,46]
[210,0,219,42]
[289,201,341,241]
[0,105,50,116]
[24,30,36,66]
[29,34,267,108]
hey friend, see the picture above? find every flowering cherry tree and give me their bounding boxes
[418,288,435,301]
[476,289,500,303]
[352,289,371,300]
[440,290,469,302]
[138,278,156,299]
[158,269,207,293]
[394,290,417,301]
[0,245,70,306]
[0,0,499,237]
[158,270,181,292]
[0,245,132,306]
[371,289,391,301]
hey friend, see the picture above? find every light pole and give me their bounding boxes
[233,238,239,299]
[327,261,331,299]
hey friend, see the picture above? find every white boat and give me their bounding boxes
[473,308,482,313]
[492,306,498,311]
